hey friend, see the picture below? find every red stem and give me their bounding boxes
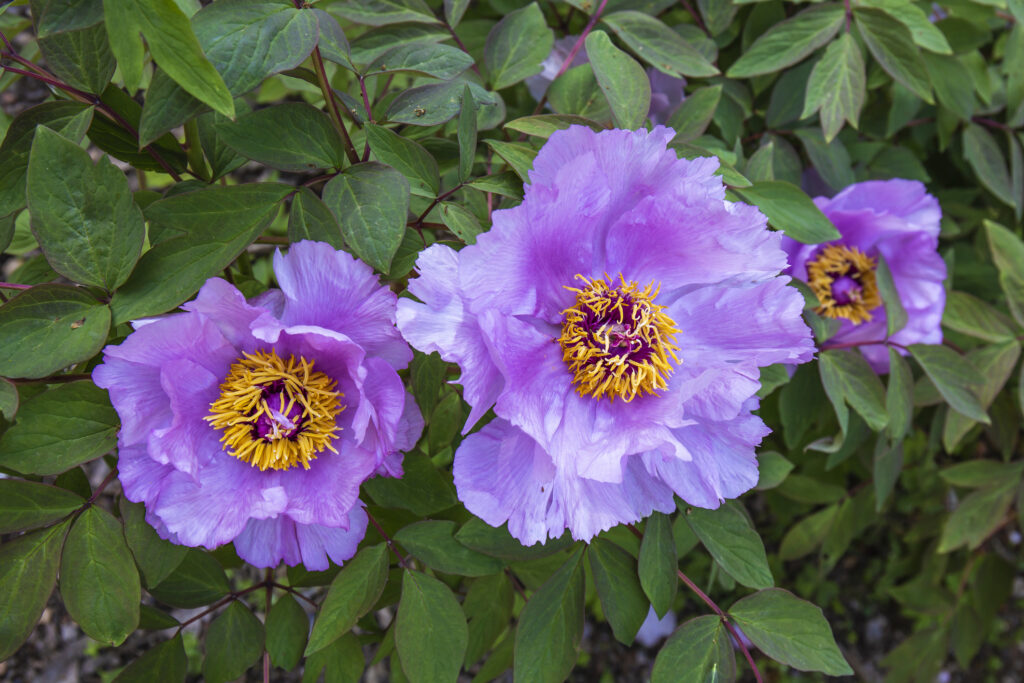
[530,0,610,116]
[366,509,410,568]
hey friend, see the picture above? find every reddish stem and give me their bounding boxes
[530,0,610,116]
[366,509,410,568]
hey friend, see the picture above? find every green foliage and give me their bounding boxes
[2,0,1024,679]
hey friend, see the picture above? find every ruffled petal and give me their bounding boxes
[233,508,367,570]
[397,245,504,429]
[273,241,412,370]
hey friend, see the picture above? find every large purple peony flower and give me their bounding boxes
[397,126,814,545]
[781,179,945,373]
[93,241,422,570]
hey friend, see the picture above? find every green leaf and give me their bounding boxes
[367,42,474,79]
[860,0,952,54]
[818,349,889,432]
[322,163,409,273]
[666,85,722,143]
[685,503,773,590]
[792,127,855,191]
[61,505,140,645]
[119,498,187,589]
[458,85,477,184]
[216,103,347,172]
[266,594,309,671]
[396,569,469,683]
[734,181,840,244]
[638,512,677,619]
[85,86,188,174]
[34,0,105,35]
[468,172,524,199]
[940,460,1024,489]
[306,543,389,655]
[363,455,458,515]
[37,21,116,94]
[547,64,612,122]
[513,548,585,683]
[26,127,144,290]
[0,382,117,476]
[192,0,319,96]
[943,341,1021,451]
[886,348,914,440]
[875,253,908,336]
[854,7,933,103]
[727,4,845,79]
[0,479,82,534]
[104,0,234,117]
[601,11,718,78]
[464,574,514,666]
[148,549,230,608]
[755,451,794,490]
[366,123,440,198]
[484,140,537,181]
[0,521,70,660]
[137,69,210,147]
[332,0,439,27]
[0,285,110,379]
[302,632,364,683]
[455,518,574,562]
[651,615,735,683]
[288,187,344,249]
[588,539,648,646]
[395,520,504,576]
[484,3,554,90]
[922,52,975,120]
[387,80,500,127]
[938,477,1020,552]
[114,635,187,683]
[873,437,903,511]
[439,202,484,244]
[779,505,838,561]
[110,183,290,323]
[728,588,853,675]
[585,30,651,130]
[0,101,94,223]
[504,114,603,140]
[802,33,865,143]
[203,602,265,683]
[445,0,470,26]
[198,101,251,181]
[963,124,1015,208]
[909,344,989,423]
[985,220,1024,326]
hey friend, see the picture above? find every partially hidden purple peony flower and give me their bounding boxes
[781,180,946,373]
[94,241,422,570]
[526,35,687,125]
[397,126,814,545]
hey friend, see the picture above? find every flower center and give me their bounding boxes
[557,274,680,402]
[806,245,881,325]
[206,350,344,471]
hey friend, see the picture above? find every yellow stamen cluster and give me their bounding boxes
[206,350,343,471]
[806,245,881,325]
[557,274,681,402]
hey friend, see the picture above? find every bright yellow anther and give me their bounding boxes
[206,350,344,471]
[557,274,680,402]
[806,245,881,325]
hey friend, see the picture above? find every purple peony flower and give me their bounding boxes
[397,126,814,544]
[781,180,945,372]
[94,241,422,570]
[526,35,686,125]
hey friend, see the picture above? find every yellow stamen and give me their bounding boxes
[806,245,881,325]
[206,350,344,471]
[556,274,681,402]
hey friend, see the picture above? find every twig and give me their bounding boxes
[272,582,319,608]
[529,0,610,116]
[87,469,119,504]
[264,569,273,683]
[174,582,268,634]
[312,47,360,165]
[366,509,411,568]
[627,524,763,683]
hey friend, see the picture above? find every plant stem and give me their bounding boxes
[271,582,319,608]
[312,47,360,165]
[366,509,410,568]
[627,524,763,682]
[264,569,273,683]
[530,0,610,116]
